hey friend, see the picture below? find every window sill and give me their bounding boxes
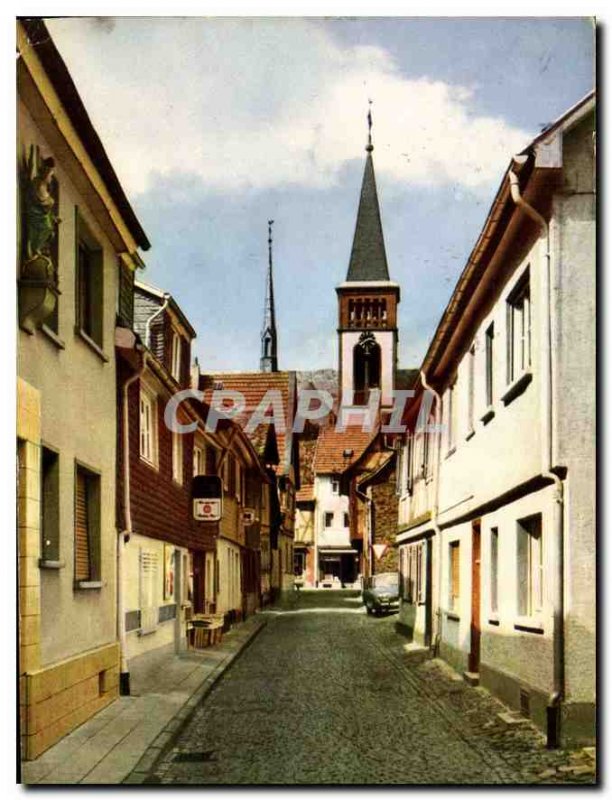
[445,446,457,460]
[138,627,158,637]
[39,559,64,570]
[41,324,66,350]
[501,371,532,406]
[514,618,544,634]
[488,616,500,627]
[140,456,160,472]
[465,428,475,442]
[445,610,460,621]
[75,327,109,362]
[75,580,103,590]
[480,407,495,425]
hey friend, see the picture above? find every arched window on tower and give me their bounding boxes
[264,336,271,357]
[353,331,381,405]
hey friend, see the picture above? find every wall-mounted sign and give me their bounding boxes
[193,498,221,521]
[242,508,256,524]
[192,475,223,522]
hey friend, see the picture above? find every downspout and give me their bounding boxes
[419,371,443,655]
[145,292,171,349]
[509,164,564,748]
[355,483,372,582]
[118,347,148,695]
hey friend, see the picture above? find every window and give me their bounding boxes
[41,447,60,563]
[402,543,425,604]
[193,444,205,476]
[507,271,531,383]
[446,380,457,454]
[294,551,305,576]
[449,541,460,611]
[139,389,157,466]
[324,512,334,528]
[331,479,340,495]
[467,345,475,433]
[343,512,350,528]
[485,323,494,407]
[139,549,158,634]
[490,528,499,614]
[517,515,543,618]
[171,331,182,382]
[235,459,242,501]
[74,464,101,584]
[172,431,183,484]
[76,211,104,348]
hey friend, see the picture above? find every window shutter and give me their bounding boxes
[75,471,90,581]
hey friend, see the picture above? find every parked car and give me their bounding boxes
[362,572,400,615]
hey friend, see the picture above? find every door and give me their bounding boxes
[469,519,481,673]
[192,550,205,614]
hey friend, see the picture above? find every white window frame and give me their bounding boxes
[485,322,494,407]
[193,444,205,477]
[517,515,543,620]
[139,387,158,467]
[331,478,340,495]
[171,330,182,382]
[467,345,475,434]
[172,430,183,484]
[490,527,499,616]
[448,541,460,612]
[507,270,531,384]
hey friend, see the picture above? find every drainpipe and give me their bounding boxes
[145,292,171,349]
[419,371,443,655]
[509,163,564,748]
[355,483,372,581]
[118,346,148,695]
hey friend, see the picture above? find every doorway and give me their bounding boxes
[469,519,481,673]
[192,551,205,614]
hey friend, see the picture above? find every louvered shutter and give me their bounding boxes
[75,471,90,581]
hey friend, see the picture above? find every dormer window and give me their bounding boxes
[171,331,182,382]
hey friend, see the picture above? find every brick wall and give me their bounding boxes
[370,459,399,573]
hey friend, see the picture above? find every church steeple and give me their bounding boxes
[260,219,278,372]
[336,105,400,411]
[346,103,390,283]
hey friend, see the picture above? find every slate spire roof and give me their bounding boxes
[260,220,278,372]
[346,111,390,283]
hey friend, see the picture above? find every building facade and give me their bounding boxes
[17,19,150,759]
[395,93,596,746]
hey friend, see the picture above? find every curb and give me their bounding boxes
[123,618,267,784]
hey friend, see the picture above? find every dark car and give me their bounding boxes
[362,572,400,615]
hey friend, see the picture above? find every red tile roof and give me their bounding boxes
[200,371,296,476]
[313,425,375,475]
[296,484,314,503]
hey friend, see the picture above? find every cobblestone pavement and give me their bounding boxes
[145,591,597,785]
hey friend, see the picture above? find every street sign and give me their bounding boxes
[192,475,223,522]
[373,543,388,560]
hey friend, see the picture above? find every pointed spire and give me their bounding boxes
[346,103,390,282]
[260,219,278,372]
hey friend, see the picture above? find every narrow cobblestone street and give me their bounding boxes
[144,592,595,785]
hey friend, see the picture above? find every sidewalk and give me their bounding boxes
[21,615,266,785]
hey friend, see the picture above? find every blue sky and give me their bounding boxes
[47,17,594,372]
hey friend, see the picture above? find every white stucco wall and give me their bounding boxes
[18,101,119,666]
[314,475,351,548]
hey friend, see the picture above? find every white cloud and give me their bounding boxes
[46,18,530,196]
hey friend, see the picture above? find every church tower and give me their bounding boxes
[336,107,400,410]
[260,219,278,372]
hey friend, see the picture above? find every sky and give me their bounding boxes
[46,16,594,373]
